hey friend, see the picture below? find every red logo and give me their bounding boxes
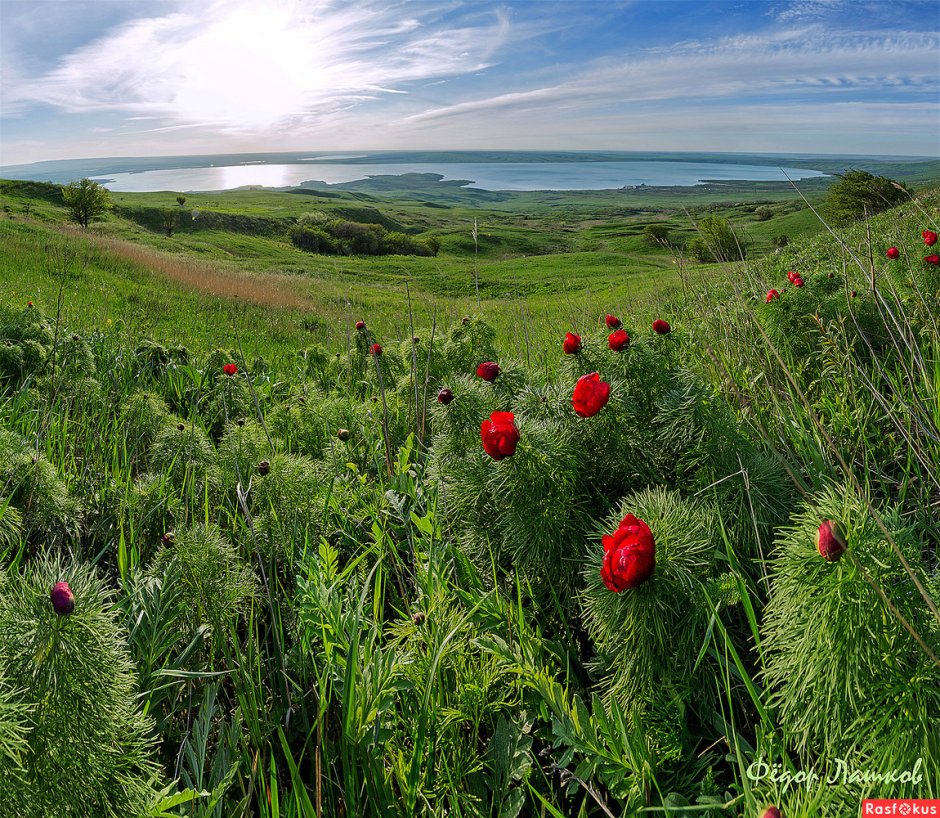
[862,801,940,816]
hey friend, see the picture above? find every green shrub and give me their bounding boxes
[823,169,910,226]
[0,557,164,817]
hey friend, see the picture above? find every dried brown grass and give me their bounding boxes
[62,226,313,310]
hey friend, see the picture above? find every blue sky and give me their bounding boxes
[1,0,938,165]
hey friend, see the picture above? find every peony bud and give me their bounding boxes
[923,230,938,246]
[476,361,501,381]
[50,581,75,615]
[337,428,350,442]
[258,460,270,476]
[652,319,671,334]
[223,363,238,376]
[817,520,847,561]
[437,388,454,405]
[766,289,780,302]
[605,313,622,329]
[161,531,175,547]
[355,320,366,330]
[761,807,782,818]
[886,247,900,259]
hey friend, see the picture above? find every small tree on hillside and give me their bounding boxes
[61,178,110,228]
[824,169,910,226]
[176,195,186,207]
[161,208,177,238]
[644,224,671,247]
[686,215,745,263]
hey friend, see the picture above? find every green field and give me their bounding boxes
[1,175,939,818]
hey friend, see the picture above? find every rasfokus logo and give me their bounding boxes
[862,801,940,816]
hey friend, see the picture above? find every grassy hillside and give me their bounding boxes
[0,180,939,817]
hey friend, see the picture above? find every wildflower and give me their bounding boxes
[792,277,805,288]
[608,329,630,351]
[223,363,238,376]
[480,411,519,460]
[787,271,798,283]
[925,254,940,266]
[337,428,350,441]
[572,372,610,418]
[161,531,175,546]
[355,320,366,330]
[27,301,34,309]
[257,460,270,476]
[850,290,857,298]
[605,313,622,329]
[462,316,470,325]
[50,582,75,615]
[177,423,185,431]
[761,808,782,818]
[652,319,671,334]
[437,387,454,405]
[923,230,938,246]
[766,289,780,302]
[886,247,900,259]
[370,343,382,356]
[476,361,501,381]
[817,520,847,561]
[601,513,656,592]
[563,332,582,354]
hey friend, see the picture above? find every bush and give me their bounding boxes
[753,206,773,222]
[686,215,744,262]
[61,178,110,228]
[823,169,910,226]
[0,557,164,817]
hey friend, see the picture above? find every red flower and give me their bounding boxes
[765,289,780,302]
[223,363,238,376]
[792,276,804,288]
[605,313,622,329]
[371,343,383,356]
[480,411,519,460]
[27,301,34,309]
[761,808,782,818]
[886,247,900,259]
[476,361,501,381]
[786,271,798,283]
[925,254,940,266]
[652,319,671,334]
[817,520,847,562]
[600,513,656,592]
[923,230,938,246]
[562,332,582,354]
[572,372,610,418]
[50,581,75,615]
[437,387,454,405]
[608,329,630,351]
[355,320,366,330]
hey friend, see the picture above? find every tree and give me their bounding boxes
[686,215,745,263]
[823,169,909,227]
[643,224,671,247]
[176,195,187,207]
[61,178,110,228]
[753,206,773,222]
[160,208,177,238]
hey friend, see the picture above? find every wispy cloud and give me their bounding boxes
[5,0,509,130]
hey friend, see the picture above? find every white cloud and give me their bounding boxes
[5,0,509,130]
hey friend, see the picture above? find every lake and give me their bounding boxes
[95,160,827,193]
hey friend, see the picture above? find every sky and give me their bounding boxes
[1,0,938,166]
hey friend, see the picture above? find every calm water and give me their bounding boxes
[98,160,826,192]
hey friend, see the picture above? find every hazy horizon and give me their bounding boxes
[2,0,938,166]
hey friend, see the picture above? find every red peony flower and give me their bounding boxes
[792,277,805,288]
[786,271,798,283]
[817,520,847,561]
[886,247,900,259]
[572,372,611,418]
[355,320,366,330]
[50,581,75,615]
[766,289,780,302]
[761,807,782,818]
[923,230,938,246]
[437,387,454,405]
[562,332,582,354]
[476,361,501,381]
[480,411,519,460]
[371,343,383,356]
[223,363,238,376]
[608,329,630,351]
[652,319,671,334]
[600,513,656,592]
[605,313,622,329]
[925,254,940,266]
